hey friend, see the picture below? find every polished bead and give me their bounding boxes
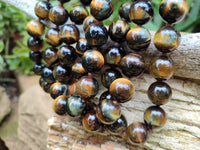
[43,47,58,65]
[90,0,113,21]
[60,24,80,44]
[28,37,43,52]
[96,99,121,125]
[34,1,52,19]
[76,38,88,56]
[85,24,108,46]
[129,0,154,25]
[29,51,42,63]
[57,45,77,65]
[49,5,68,25]
[70,6,89,25]
[72,63,87,79]
[39,77,52,93]
[33,63,45,75]
[69,82,78,96]
[144,105,167,127]
[83,16,99,32]
[45,28,61,47]
[101,68,122,89]
[109,78,135,103]
[58,0,70,3]
[120,53,145,78]
[66,96,86,117]
[82,112,100,131]
[99,91,114,102]
[50,82,68,99]
[126,26,151,51]
[80,0,92,5]
[108,20,130,43]
[148,81,172,105]
[53,95,68,115]
[127,122,148,143]
[119,1,133,22]
[76,75,99,99]
[41,67,55,83]
[27,20,44,37]
[82,50,104,72]
[159,0,188,24]
[150,56,174,80]
[154,26,181,53]
[106,114,127,135]
[53,65,72,83]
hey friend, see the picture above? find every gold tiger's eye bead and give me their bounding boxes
[83,112,100,132]
[43,47,58,65]
[45,28,61,47]
[83,16,99,32]
[34,1,52,19]
[53,95,68,115]
[27,37,44,52]
[72,63,87,79]
[50,82,68,99]
[27,20,44,37]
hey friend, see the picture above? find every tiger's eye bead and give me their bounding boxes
[72,63,87,79]
[83,112,100,131]
[43,47,58,65]
[85,24,108,46]
[66,96,86,117]
[104,45,126,66]
[60,24,80,44]
[82,50,104,72]
[148,81,172,105]
[28,37,44,52]
[120,53,145,78]
[57,45,77,65]
[53,95,68,115]
[53,65,72,82]
[101,68,122,89]
[159,0,188,24]
[70,6,89,25]
[127,122,148,143]
[50,82,68,99]
[76,38,88,56]
[144,106,167,127]
[109,78,135,103]
[99,91,114,102]
[119,1,133,22]
[69,82,78,96]
[150,56,174,80]
[108,20,130,43]
[33,63,45,75]
[154,26,181,53]
[29,51,42,63]
[76,75,99,99]
[106,114,127,135]
[45,28,61,47]
[83,16,99,32]
[27,20,44,37]
[49,5,68,25]
[126,26,151,51]
[80,0,92,5]
[39,77,52,93]
[41,67,55,83]
[34,1,52,19]
[129,0,154,25]
[90,0,113,21]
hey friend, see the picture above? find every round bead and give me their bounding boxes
[159,0,188,24]
[57,45,77,65]
[126,26,151,51]
[148,81,172,105]
[83,16,99,32]
[28,37,43,52]
[27,20,44,37]
[69,82,78,96]
[29,51,42,63]
[82,112,100,132]
[32,63,45,75]
[66,96,86,117]
[41,67,55,83]
[108,20,130,43]
[85,24,108,46]
[150,56,174,80]
[90,0,113,21]
[109,78,135,103]
[82,50,104,72]
[53,65,72,83]
[129,0,154,25]
[154,26,181,53]
[101,68,122,89]
[96,99,121,125]
[120,53,145,78]
[34,1,52,19]
[50,82,68,99]
[76,75,99,99]
[127,122,148,143]
[76,38,88,56]
[80,0,92,5]
[72,63,87,79]
[53,95,68,115]
[118,1,133,22]
[70,6,89,25]
[144,105,167,127]
[45,28,61,47]
[39,77,52,93]
[49,5,68,25]
[106,114,127,135]
[43,47,58,65]
[99,91,114,102]
[60,24,80,44]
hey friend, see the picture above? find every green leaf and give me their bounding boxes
[0,41,4,52]
[6,58,20,70]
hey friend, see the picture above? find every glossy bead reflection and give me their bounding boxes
[83,16,99,32]
[99,91,113,102]
[28,37,43,52]
[45,28,61,47]
[148,81,172,105]
[43,47,58,65]
[33,63,45,75]
[70,6,89,25]
[83,112,100,131]
[154,26,181,53]
[50,82,68,99]
[53,95,68,115]
[144,106,167,127]
[53,65,72,82]
[109,78,135,103]
[76,38,88,56]
[72,63,87,79]
[39,77,52,93]
[34,1,52,19]
[27,20,44,37]
[29,51,42,63]
[41,67,55,83]
[119,1,133,22]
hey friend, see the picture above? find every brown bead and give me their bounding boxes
[82,112,100,132]
[45,28,61,47]
[83,16,99,32]
[34,1,52,19]
[72,62,87,79]
[43,47,58,65]
[53,95,68,115]
[27,37,44,52]
[69,82,78,96]
[50,82,68,99]
[27,20,44,37]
